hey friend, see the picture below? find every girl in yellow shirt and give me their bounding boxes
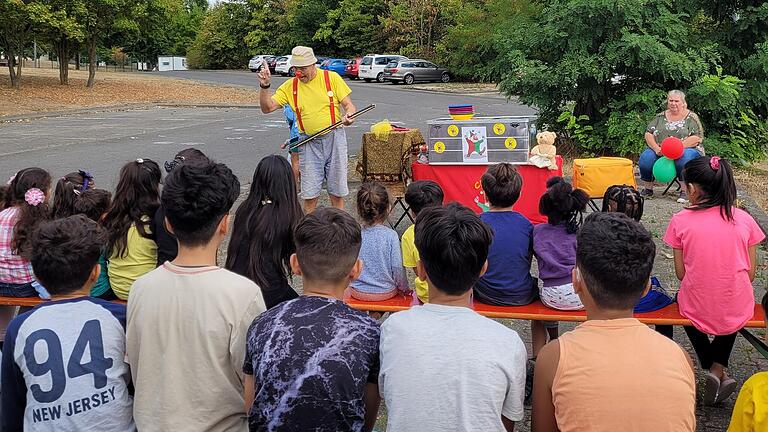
[103,159,161,300]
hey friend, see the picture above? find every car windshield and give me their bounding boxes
[386,61,398,68]
[361,57,373,65]
[276,57,287,62]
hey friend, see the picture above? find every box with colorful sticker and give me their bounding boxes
[426,116,536,165]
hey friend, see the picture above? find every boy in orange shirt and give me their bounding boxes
[532,212,696,432]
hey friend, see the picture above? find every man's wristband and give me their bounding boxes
[259,83,270,89]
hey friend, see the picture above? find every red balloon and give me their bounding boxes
[661,137,684,160]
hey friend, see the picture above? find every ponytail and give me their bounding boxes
[682,156,736,220]
[539,177,588,233]
[356,182,390,225]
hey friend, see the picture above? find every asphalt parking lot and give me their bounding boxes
[0,70,533,189]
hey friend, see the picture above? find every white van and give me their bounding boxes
[358,54,407,83]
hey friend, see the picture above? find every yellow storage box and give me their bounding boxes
[572,157,636,198]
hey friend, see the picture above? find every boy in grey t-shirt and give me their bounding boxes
[379,203,527,432]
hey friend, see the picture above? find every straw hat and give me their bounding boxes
[290,46,317,67]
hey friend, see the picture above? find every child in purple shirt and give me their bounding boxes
[533,177,588,311]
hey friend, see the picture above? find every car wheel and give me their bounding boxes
[376,72,385,83]
[441,73,450,83]
[288,67,296,77]
[404,74,415,85]
[363,78,372,83]
[249,69,257,73]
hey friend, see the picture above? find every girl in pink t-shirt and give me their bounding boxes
[663,156,764,406]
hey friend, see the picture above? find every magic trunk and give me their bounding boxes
[87,38,97,88]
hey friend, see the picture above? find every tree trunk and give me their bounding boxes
[87,38,97,88]
[55,38,70,85]
[15,53,22,80]
[75,52,80,70]
[6,45,19,89]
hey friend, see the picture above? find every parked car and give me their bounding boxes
[267,56,278,73]
[315,56,329,66]
[248,55,273,72]
[345,57,362,79]
[274,55,293,76]
[359,54,407,83]
[382,59,450,85]
[320,58,350,76]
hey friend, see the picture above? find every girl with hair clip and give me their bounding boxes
[0,168,52,297]
[0,168,52,340]
[664,156,765,405]
[103,159,162,300]
[534,177,589,311]
[349,182,409,302]
[51,170,94,219]
[226,155,303,309]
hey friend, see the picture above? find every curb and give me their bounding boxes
[0,103,263,123]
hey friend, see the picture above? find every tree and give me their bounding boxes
[187,1,250,69]
[245,0,294,54]
[80,0,136,87]
[315,0,386,57]
[122,0,205,69]
[27,0,86,85]
[382,0,459,59]
[0,0,34,88]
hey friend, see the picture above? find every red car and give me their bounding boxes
[345,57,362,80]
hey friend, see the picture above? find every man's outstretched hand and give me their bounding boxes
[258,60,271,88]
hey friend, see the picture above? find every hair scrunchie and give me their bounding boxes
[25,188,45,207]
[710,156,721,171]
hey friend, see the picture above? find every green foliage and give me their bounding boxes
[434,0,768,161]
[187,1,250,69]
[315,0,386,57]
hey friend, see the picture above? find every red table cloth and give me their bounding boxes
[411,156,563,224]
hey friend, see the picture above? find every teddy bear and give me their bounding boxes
[529,131,558,170]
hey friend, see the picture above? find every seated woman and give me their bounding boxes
[638,90,704,203]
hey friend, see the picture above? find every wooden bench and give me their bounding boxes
[0,295,126,307]
[344,292,768,358]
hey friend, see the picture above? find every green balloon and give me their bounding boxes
[652,157,677,183]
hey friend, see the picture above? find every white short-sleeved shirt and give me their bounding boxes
[379,303,527,431]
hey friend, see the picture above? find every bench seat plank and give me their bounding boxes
[344,292,767,328]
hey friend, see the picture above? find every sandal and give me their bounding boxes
[703,372,720,405]
[715,377,737,404]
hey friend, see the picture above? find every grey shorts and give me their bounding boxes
[298,128,349,199]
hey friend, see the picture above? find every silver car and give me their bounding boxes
[382,59,450,85]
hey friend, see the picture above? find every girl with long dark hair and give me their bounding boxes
[226,155,303,309]
[664,156,764,405]
[103,159,162,300]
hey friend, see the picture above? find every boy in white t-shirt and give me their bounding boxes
[126,162,266,432]
[379,203,527,432]
[1,215,135,431]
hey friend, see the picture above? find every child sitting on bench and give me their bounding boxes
[380,203,526,431]
[349,182,409,301]
[243,208,381,431]
[401,180,444,303]
[72,189,114,299]
[1,215,135,430]
[532,212,696,432]
[534,177,588,311]
[664,156,765,405]
[473,163,552,356]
